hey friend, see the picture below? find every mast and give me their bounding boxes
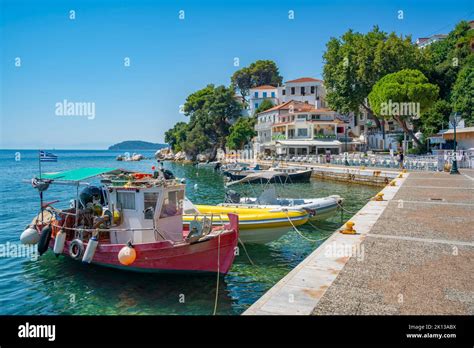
[39,150,44,223]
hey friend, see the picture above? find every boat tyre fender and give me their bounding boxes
[69,239,85,260]
[37,225,53,256]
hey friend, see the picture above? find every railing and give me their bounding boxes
[314,134,336,140]
[256,152,474,171]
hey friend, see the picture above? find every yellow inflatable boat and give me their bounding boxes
[183,202,309,244]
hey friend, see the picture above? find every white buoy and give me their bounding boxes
[20,227,40,245]
[194,184,198,190]
[180,178,186,184]
[53,229,67,255]
[82,236,99,263]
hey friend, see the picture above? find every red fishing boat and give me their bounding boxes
[21,168,239,274]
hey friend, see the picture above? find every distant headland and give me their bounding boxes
[108,140,168,151]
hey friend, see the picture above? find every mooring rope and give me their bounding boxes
[213,233,221,316]
[284,211,331,243]
[305,219,338,234]
[238,237,255,266]
[336,202,359,215]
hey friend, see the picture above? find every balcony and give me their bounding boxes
[313,134,336,140]
[272,133,286,141]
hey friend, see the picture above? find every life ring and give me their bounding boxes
[69,239,85,260]
[37,225,52,256]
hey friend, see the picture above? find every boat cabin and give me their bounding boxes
[105,181,185,244]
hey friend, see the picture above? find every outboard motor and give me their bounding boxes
[224,190,241,204]
[161,169,175,180]
[79,186,102,208]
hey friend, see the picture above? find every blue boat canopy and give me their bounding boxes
[40,167,120,182]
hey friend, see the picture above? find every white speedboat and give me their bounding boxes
[220,172,343,220]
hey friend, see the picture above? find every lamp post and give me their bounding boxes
[344,126,351,166]
[449,112,461,175]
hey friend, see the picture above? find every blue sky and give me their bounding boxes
[1,0,473,149]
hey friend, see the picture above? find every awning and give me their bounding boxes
[226,171,288,186]
[438,127,474,135]
[276,140,342,147]
[40,167,120,183]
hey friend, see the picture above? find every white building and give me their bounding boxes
[248,85,279,115]
[255,100,358,156]
[416,34,448,49]
[247,77,328,116]
[278,77,326,107]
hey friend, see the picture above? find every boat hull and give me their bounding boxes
[222,196,343,221]
[184,206,309,244]
[50,231,237,274]
[224,169,312,183]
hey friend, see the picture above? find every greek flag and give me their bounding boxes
[39,151,58,162]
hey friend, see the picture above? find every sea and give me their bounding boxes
[0,149,378,315]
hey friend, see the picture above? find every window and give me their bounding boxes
[160,190,184,218]
[254,92,258,98]
[144,192,159,219]
[255,103,259,109]
[297,114,307,119]
[271,92,275,98]
[297,128,308,137]
[310,86,315,94]
[282,90,286,96]
[117,192,135,210]
[263,92,267,98]
[301,87,305,95]
[291,87,295,95]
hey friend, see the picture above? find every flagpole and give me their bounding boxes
[38,150,43,223]
[38,149,42,179]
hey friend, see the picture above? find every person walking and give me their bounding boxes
[398,151,404,169]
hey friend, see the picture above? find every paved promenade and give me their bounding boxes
[244,169,474,315]
[313,169,474,315]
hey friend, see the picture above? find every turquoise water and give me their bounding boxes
[0,150,378,315]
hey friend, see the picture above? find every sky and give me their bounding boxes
[1,0,473,149]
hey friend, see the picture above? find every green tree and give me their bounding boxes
[323,26,426,129]
[226,117,256,150]
[231,60,283,103]
[164,121,188,152]
[182,84,242,160]
[230,67,252,104]
[451,64,474,126]
[254,99,274,114]
[368,69,439,147]
[419,100,452,136]
[423,21,474,99]
[182,123,211,159]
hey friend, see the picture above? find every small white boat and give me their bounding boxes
[221,172,343,220]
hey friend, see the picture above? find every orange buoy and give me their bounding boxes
[118,242,136,266]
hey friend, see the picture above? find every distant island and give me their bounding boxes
[108,140,168,151]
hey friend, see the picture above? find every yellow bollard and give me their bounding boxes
[402,169,407,173]
[340,221,356,235]
[374,192,384,201]
[389,180,396,186]
[398,173,403,178]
